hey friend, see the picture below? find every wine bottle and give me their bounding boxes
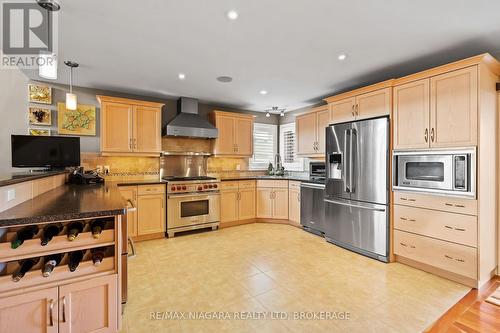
[67,221,84,241]
[12,258,39,282]
[40,223,63,246]
[42,253,62,277]
[68,250,84,272]
[91,248,105,266]
[11,225,39,249]
[90,220,106,239]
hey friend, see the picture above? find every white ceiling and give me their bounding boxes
[28,0,500,112]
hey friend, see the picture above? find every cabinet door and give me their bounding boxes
[119,186,138,237]
[221,190,239,223]
[355,88,391,120]
[59,275,118,333]
[329,97,355,124]
[316,109,330,154]
[430,66,478,147]
[213,115,235,155]
[137,194,166,235]
[296,112,317,155]
[101,102,133,152]
[256,188,273,218]
[288,188,300,223]
[238,188,256,220]
[133,105,161,154]
[0,288,58,333]
[393,79,430,149]
[234,117,253,156]
[273,188,289,220]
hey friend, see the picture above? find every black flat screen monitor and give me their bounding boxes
[11,135,80,168]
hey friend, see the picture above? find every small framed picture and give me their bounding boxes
[28,107,51,126]
[28,84,52,104]
[29,128,51,136]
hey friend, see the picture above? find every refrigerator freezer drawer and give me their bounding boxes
[324,198,389,261]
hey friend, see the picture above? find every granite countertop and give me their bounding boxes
[0,170,68,187]
[220,175,325,184]
[0,183,127,227]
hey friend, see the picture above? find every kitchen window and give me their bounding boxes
[279,122,304,171]
[249,123,277,170]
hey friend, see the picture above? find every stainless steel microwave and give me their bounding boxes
[393,148,476,198]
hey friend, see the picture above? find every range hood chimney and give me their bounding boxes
[164,97,218,138]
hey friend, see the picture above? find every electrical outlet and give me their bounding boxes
[236,164,241,171]
[96,165,103,174]
[7,189,16,202]
[104,166,110,175]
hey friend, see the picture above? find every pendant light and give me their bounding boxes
[37,0,60,79]
[64,61,79,110]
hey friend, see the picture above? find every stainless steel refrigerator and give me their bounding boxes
[324,116,389,262]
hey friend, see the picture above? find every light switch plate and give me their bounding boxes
[7,189,15,202]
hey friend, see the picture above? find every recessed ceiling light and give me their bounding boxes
[216,76,233,83]
[227,10,239,20]
[260,90,268,95]
[178,73,186,80]
[338,54,347,61]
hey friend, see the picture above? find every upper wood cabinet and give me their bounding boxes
[296,105,329,156]
[211,111,254,156]
[327,86,392,124]
[97,95,164,156]
[393,66,478,149]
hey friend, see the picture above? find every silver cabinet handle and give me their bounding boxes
[431,128,435,142]
[444,254,453,260]
[355,104,359,116]
[399,242,407,247]
[297,193,300,202]
[424,129,428,143]
[49,299,54,326]
[351,105,355,117]
[62,296,66,323]
[126,199,137,212]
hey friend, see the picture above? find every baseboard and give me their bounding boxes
[220,219,257,228]
[396,255,478,288]
[220,218,301,229]
[133,232,165,242]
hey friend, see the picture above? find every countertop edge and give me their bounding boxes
[0,170,68,187]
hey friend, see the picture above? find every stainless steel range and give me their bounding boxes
[161,154,221,237]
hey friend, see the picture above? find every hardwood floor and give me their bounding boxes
[426,276,500,332]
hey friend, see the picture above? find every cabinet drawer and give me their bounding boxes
[394,230,477,279]
[257,180,288,188]
[238,180,256,189]
[220,181,239,190]
[394,205,477,247]
[288,181,301,190]
[138,184,165,195]
[393,191,477,215]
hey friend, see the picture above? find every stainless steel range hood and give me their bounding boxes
[164,97,218,138]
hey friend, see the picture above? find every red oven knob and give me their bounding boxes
[203,185,208,189]
[176,186,181,190]
[182,186,187,190]
[198,186,202,191]
[208,184,213,188]
[171,186,175,191]
[213,184,218,188]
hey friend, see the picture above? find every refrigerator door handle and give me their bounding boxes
[324,198,386,212]
[344,129,350,193]
[350,128,356,193]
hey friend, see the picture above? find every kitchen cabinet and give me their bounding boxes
[211,111,254,156]
[220,181,256,223]
[288,182,301,224]
[296,105,329,156]
[393,66,478,149]
[58,275,118,333]
[256,180,288,219]
[119,186,138,237]
[98,95,164,156]
[0,287,58,333]
[327,87,391,124]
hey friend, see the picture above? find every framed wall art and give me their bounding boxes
[29,128,51,136]
[57,102,96,136]
[28,84,52,104]
[28,107,52,126]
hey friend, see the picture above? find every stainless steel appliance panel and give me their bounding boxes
[349,117,389,204]
[324,198,388,261]
[325,122,351,201]
[167,192,220,228]
[300,182,326,234]
[160,155,208,179]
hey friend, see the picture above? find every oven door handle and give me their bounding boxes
[168,192,220,199]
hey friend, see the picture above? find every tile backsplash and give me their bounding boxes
[81,153,159,180]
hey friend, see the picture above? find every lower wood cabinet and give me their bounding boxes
[119,186,138,238]
[220,181,256,223]
[288,182,301,224]
[256,180,288,220]
[0,275,118,333]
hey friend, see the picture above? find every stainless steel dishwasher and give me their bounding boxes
[300,182,326,236]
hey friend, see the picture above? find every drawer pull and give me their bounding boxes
[408,199,416,202]
[400,197,407,201]
[399,242,407,247]
[409,245,416,249]
[49,299,54,326]
[444,225,453,229]
[456,258,465,263]
[445,203,453,206]
[409,219,416,222]
[444,254,453,260]
[454,204,465,208]
[400,217,407,221]
[455,227,466,232]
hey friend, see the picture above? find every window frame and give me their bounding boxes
[279,122,304,171]
[249,123,278,170]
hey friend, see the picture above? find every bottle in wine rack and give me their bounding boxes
[11,225,39,249]
[67,221,85,241]
[42,253,63,277]
[90,220,106,239]
[12,258,39,282]
[68,250,84,272]
[40,223,63,246]
[91,248,105,266]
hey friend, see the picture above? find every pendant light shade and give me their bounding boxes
[38,51,58,79]
[64,61,79,110]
